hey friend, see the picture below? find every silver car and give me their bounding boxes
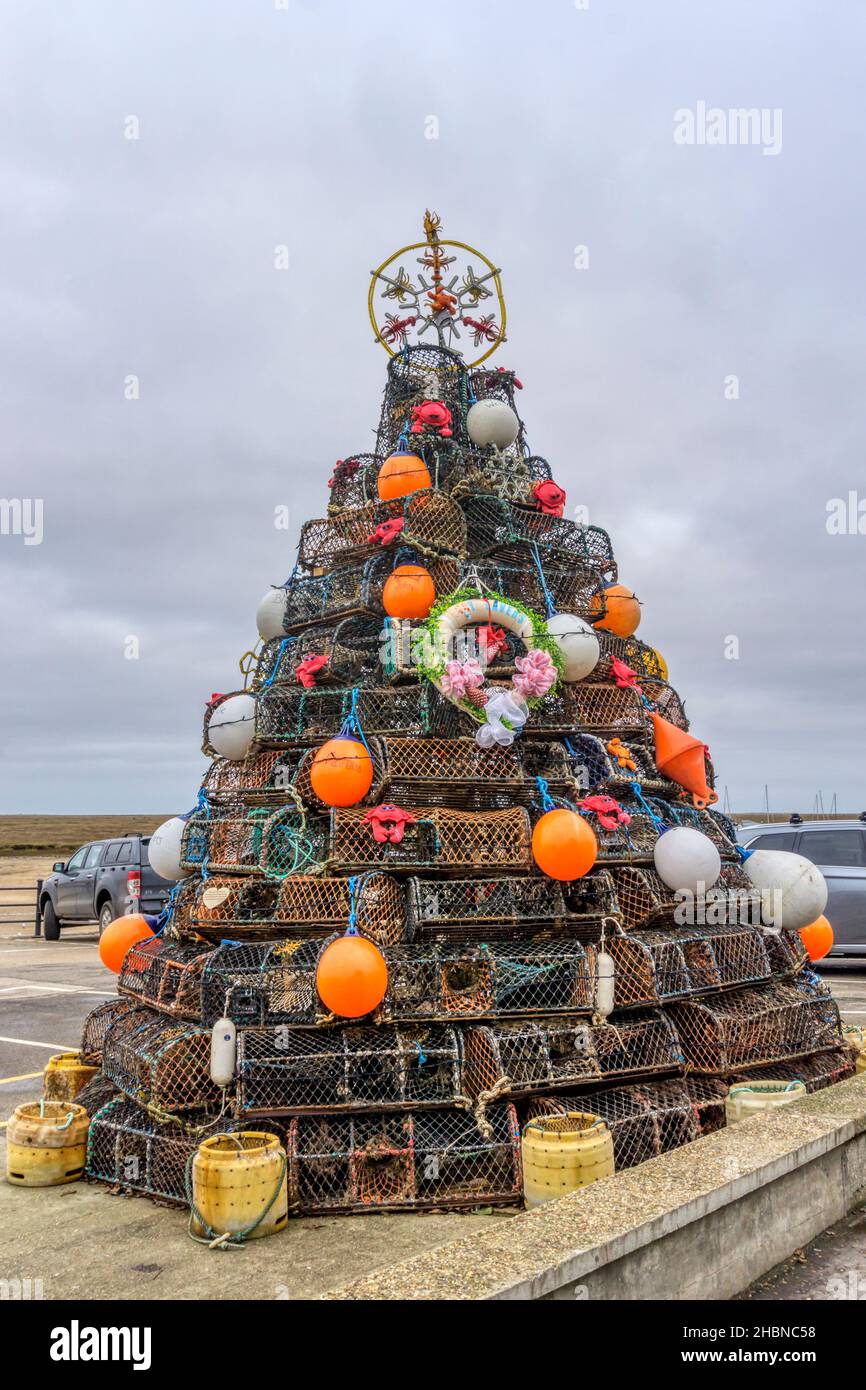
[739,818,866,957]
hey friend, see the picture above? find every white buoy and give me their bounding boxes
[207,693,257,761]
[210,1018,237,1087]
[653,826,722,894]
[595,951,616,1018]
[744,849,828,931]
[466,399,520,449]
[147,816,190,881]
[256,587,288,642]
[546,613,600,682]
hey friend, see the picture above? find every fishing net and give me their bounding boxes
[100,1005,219,1114]
[406,871,617,941]
[298,489,467,569]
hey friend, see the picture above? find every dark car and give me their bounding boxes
[39,835,173,940]
[739,818,866,957]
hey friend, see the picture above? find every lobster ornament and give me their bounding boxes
[410,400,453,438]
[579,795,632,832]
[363,804,416,845]
[295,655,328,689]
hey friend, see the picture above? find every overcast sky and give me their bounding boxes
[1,0,864,816]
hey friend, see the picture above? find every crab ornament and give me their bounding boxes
[367,517,405,546]
[579,795,632,832]
[475,689,529,750]
[532,480,567,517]
[363,804,416,845]
[409,400,453,438]
[606,737,637,772]
[610,657,642,692]
[328,458,359,490]
[295,655,328,689]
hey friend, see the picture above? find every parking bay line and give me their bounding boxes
[0,1036,75,1050]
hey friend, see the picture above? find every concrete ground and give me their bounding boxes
[736,1200,866,1301]
[0,916,863,1301]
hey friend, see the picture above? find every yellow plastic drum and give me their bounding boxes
[6,1101,89,1187]
[191,1132,288,1242]
[725,1080,807,1125]
[43,1051,99,1102]
[522,1112,614,1208]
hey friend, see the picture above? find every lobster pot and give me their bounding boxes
[85,1097,282,1206]
[191,1132,289,1241]
[466,559,605,627]
[608,861,759,931]
[101,1006,219,1114]
[522,1112,614,1206]
[298,491,467,570]
[559,801,661,864]
[568,732,673,799]
[725,1079,807,1126]
[330,805,532,875]
[181,806,328,878]
[200,938,322,1027]
[252,619,380,692]
[201,749,306,804]
[256,684,457,747]
[463,1011,684,1099]
[406,872,616,942]
[375,343,470,456]
[236,1024,463,1115]
[669,975,844,1075]
[6,1101,89,1187]
[461,496,616,583]
[521,683,649,740]
[326,453,383,512]
[728,1046,855,1094]
[467,364,522,411]
[759,928,808,978]
[42,1051,99,1101]
[382,937,597,1021]
[190,871,406,945]
[118,937,212,1020]
[288,1103,521,1214]
[446,448,553,508]
[282,553,459,633]
[73,1072,121,1118]
[656,799,738,855]
[608,924,774,1010]
[80,998,140,1064]
[594,633,669,683]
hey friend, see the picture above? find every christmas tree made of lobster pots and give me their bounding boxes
[83,212,848,1215]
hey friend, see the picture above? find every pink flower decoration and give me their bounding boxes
[512,648,557,699]
[441,658,485,700]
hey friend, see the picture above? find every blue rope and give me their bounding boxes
[528,541,556,618]
[346,876,358,936]
[261,637,295,690]
[628,780,668,834]
[338,688,373,757]
[535,776,556,814]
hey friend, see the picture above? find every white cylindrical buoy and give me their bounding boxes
[147,816,191,881]
[210,1017,237,1087]
[256,587,288,642]
[595,951,615,1018]
[207,693,256,760]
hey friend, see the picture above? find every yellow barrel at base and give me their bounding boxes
[522,1112,614,1208]
[856,1049,866,1075]
[725,1080,807,1125]
[191,1132,288,1242]
[6,1101,89,1186]
[43,1051,99,1102]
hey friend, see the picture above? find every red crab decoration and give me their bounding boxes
[579,795,632,832]
[328,458,359,489]
[363,804,416,845]
[477,623,509,661]
[497,367,523,389]
[410,400,453,438]
[295,655,328,689]
[610,657,642,692]
[367,517,405,546]
[532,480,566,517]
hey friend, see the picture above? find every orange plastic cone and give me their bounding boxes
[649,711,717,808]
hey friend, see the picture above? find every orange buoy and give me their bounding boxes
[316,934,388,1018]
[377,450,431,502]
[650,710,716,808]
[800,915,834,963]
[98,914,155,973]
[532,808,598,881]
[382,564,436,620]
[310,737,374,807]
[591,584,641,638]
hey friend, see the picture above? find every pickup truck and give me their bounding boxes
[39,835,174,940]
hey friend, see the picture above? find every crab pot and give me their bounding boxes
[190,871,406,945]
[236,1023,463,1115]
[525,1078,711,1172]
[463,1011,684,1099]
[286,1103,522,1214]
[326,453,383,512]
[256,684,457,748]
[252,619,380,693]
[180,806,329,878]
[608,861,760,932]
[405,872,616,942]
[608,924,776,1010]
[382,936,596,1020]
[80,997,140,1065]
[73,1072,121,1118]
[118,937,213,1020]
[594,633,670,683]
[201,749,306,804]
[641,679,690,732]
[100,1005,219,1114]
[669,974,844,1075]
[200,938,321,1027]
[281,553,459,633]
[461,496,616,583]
[519,682,650,741]
[528,797,659,864]
[446,448,553,509]
[460,558,605,626]
[329,805,532,875]
[374,343,470,457]
[727,1046,854,1094]
[298,491,467,570]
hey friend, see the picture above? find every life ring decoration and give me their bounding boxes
[420,589,563,749]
